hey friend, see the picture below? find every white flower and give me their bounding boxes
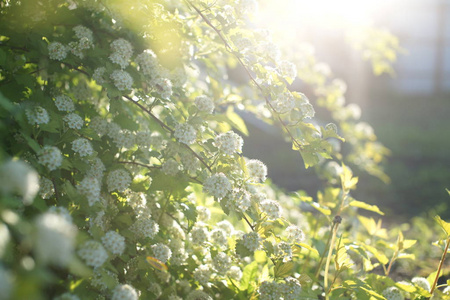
[111,284,139,300]
[186,290,212,300]
[47,206,72,223]
[54,95,75,112]
[203,173,232,199]
[279,60,297,79]
[38,146,63,171]
[215,131,243,155]
[136,50,158,77]
[54,293,80,300]
[191,224,209,244]
[107,169,131,192]
[210,228,227,247]
[242,231,261,252]
[151,243,172,263]
[246,159,267,182]
[35,212,77,266]
[153,77,173,99]
[195,95,215,114]
[382,287,404,300]
[275,242,292,261]
[71,138,93,157]
[196,206,211,222]
[0,160,39,205]
[174,123,197,145]
[73,25,93,42]
[227,266,243,281]
[109,38,133,69]
[260,199,282,220]
[101,231,125,256]
[48,42,67,60]
[39,177,54,199]
[285,225,305,243]
[283,277,302,300]
[92,67,107,85]
[86,157,106,179]
[162,159,181,176]
[63,113,84,129]
[412,277,431,292]
[89,116,109,136]
[131,218,159,239]
[26,106,50,125]
[78,240,108,268]
[259,281,283,300]
[212,252,231,275]
[273,92,295,114]
[193,264,212,286]
[77,176,101,206]
[110,70,133,91]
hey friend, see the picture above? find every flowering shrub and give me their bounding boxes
[0,0,449,299]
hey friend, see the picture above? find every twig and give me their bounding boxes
[431,237,450,294]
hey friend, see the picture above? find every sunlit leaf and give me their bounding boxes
[294,243,319,257]
[435,215,450,237]
[349,200,384,215]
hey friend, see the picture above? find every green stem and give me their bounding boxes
[314,221,336,278]
[431,237,450,295]
[324,222,340,299]
[385,249,398,276]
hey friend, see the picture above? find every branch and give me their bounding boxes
[185,0,303,150]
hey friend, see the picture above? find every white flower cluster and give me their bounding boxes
[217,220,234,235]
[86,157,106,179]
[136,50,158,77]
[196,206,211,222]
[0,160,39,205]
[246,159,267,182]
[195,95,215,114]
[191,224,209,244]
[285,225,305,243]
[215,131,243,155]
[131,218,159,239]
[38,146,63,171]
[260,199,282,220]
[39,177,54,199]
[257,41,280,62]
[237,0,258,15]
[153,77,173,99]
[54,95,75,112]
[69,25,94,58]
[48,42,67,61]
[233,37,253,51]
[63,113,84,129]
[283,277,302,300]
[203,173,232,199]
[186,290,212,300]
[412,277,430,292]
[35,212,77,266]
[258,281,283,300]
[242,231,261,252]
[275,242,292,261]
[26,106,49,125]
[151,243,172,263]
[273,92,295,114]
[193,264,212,286]
[109,38,133,69]
[382,287,404,300]
[226,188,251,213]
[71,138,93,157]
[78,240,108,268]
[48,206,72,223]
[92,67,107,85]
[54,293,80,300]
[107,169,131,192]
[279,60,297,79]
[101,231,126,256]
[180,152,200,174]
[300,102,315,119]
[77,176,101,206]
[111,284,139,300]
[210,228,227,247]
[227,266,243,281]
[162,159,180,176]
[212,252,231,275]
[174,123,197,145]
[110,70,133,91]
[149,282,162,297]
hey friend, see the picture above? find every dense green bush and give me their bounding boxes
[0,0,449,299]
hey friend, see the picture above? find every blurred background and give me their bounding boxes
[241,0,450,220]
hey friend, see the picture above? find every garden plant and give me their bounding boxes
[0,0,449,299]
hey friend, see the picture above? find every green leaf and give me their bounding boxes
[310,202,331,216]
[239,260,258,291]
[226,106,248,136]
[349,200,384,215]
[363,244,389,265]
[294,243,319,257]
[435,215,450,237]
[236,239,253,258]
[273,260,294,278]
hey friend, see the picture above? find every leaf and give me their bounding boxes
[349,200,384,215]
[240,260,258,291]
[226,106,248,136]
[435,215,450,237]
[236,239,253,258]
[294,243,319,257]
[363,244,389,265]
[273,260,294,278]
[310,202,331,216]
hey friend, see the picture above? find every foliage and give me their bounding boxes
[0,0,449,299]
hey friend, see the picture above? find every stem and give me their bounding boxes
[324,222,340,299]
[385,249,399,276]
[431,237,450,294]
[314,222,336,278]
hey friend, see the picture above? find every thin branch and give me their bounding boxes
[185,0,303,150]
[431,237,450,294]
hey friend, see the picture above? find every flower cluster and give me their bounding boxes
[107,169,131,192]
[215,131,243,155]
[38,146,63,171]
[26,106,49,125]
[195,95,215,114]
[78,240,108,268]
[54,95,75,112]
[110,69,133,91]
[203,173,232,199]
[109,38,133,69]
[71,138,94,157]
[174,123,197,145]
[63,113,84,129]
[101,231,126,256]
